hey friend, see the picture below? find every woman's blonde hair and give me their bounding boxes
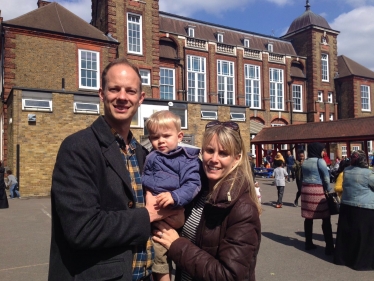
[202,125,261,213]
[145,110,181,134]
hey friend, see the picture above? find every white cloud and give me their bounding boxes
[1,0,91,22]
[330,6,374,71]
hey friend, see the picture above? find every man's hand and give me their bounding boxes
[145,191,182,223]
[156,192,174,208]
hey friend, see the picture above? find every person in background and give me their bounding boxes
[274,152,285,164]
[6,170,20,199]
[142,110,201,281]
[255,181,262,204]
[273,159,288,208]
[334,158,351,199]
[152,120,261,281]
[286,150,295,182]
[293,151,305,207]
[48,58,182,281]
[334,150,374,270]
[0,161,9,208]
[301,143,334,255]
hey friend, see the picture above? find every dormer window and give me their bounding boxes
[217,33,224,43]
[267,43,273,52]
[244,39,250,48]
[188,27,195,38]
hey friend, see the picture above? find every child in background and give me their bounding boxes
[142,110,201,281]
[273,160,288,208]
[255,181,261,204]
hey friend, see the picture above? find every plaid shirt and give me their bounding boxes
[111,129,154,281]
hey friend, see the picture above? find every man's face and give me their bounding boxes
[299,153,305,161]
[99,64,145,128]
[287,151,291,156]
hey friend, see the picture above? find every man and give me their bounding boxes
[48,58,180,281]
[285,150,295,182]
[293,151,305,207]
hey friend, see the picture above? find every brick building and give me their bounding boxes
[0,0,373,196]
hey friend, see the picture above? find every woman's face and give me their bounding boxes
[202,134,240,187]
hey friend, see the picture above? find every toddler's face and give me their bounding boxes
[149,124,183,153]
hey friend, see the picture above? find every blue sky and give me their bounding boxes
[1,0,374,71]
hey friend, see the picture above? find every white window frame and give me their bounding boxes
[341,146,347,157]
[352,146,360,151]
[245,64,261,109]
[292,84,302,112]
[22,98,52,112]
[328,92,333,103]
[201,111,217,120]
[244,39,250,48]
[368,141,373,153]
[78,49,100,90]
[127,13,142,55]
[319,113,324,122]
[217,60,235,105]
[269,68,284,110]
[160,68,175,100]
[268,43,273,52]
[271,124,285,127]
[281,144,288,150]
[329,113,334,121]
[250,134,256,157]
[230,113,246,122]
[318,91,323,102]
[139,69,151,86]
[217,33,223,43]
[170,107,188,129]
[74,102,100,114]
[322,54,329,82]
[361,85,371,111]
[187,55,206,102]
[188,27,195,38]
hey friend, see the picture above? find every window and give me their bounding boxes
[341,146,347,157]
[79,50,99,90]
[217,60,235,105]
[271,124,285,127]
[328,92,333,103]
[127,13,142,54]
[361,85,371,111]
[244,39,250,48]
[217,33,223,43]
[22,99,52,111]
[188,27,194,38]
[160,68,175,100]
[268,43,273,52]
[139,69,150,85]
[318,91,323,102]
[187,55,206,102]
[352,146,359,151]
[281,144,288,150]
[201,111,217,120]
[292,84,302,111]
[245,64,260,108]
[250,134,256,156]
[321,54,329,82]
[230,113,245,121]
[329,113,334,121]
[269,68,284,110]
[319,113,324,122]
[74,102,99,114]
[170,106,187,129]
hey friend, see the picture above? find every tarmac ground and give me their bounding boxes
[1,178,373,281]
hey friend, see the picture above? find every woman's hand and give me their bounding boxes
[152,220,180,250]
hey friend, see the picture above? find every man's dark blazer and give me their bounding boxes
[48,116,150,281]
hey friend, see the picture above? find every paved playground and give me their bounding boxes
[1,178,373,280]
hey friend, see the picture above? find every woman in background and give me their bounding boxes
[334,150,374,270]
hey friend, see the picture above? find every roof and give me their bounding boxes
[337,55,374,79]
[252,116,374,144]
[3,2,113,43]
[285,1,332,35]
[159,12,297,56]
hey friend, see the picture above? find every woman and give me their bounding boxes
[333,158,350,199]
[152,120,261,281]
[301,142,334,255]
[334,150,374,270]
[0,161,9,208]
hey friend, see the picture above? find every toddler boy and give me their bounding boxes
[142,110,201,281]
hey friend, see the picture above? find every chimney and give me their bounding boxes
[37,0,52,8]
[0,10,3,24]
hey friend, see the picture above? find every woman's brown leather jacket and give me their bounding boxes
[168,171,261,281]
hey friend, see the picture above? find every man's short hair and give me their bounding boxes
[101,58,142,92]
